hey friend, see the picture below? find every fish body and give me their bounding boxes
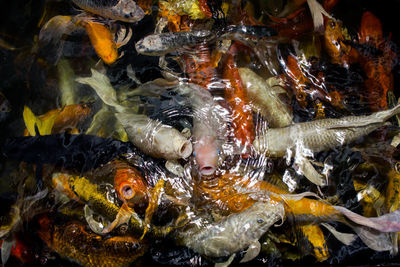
[38,215,146,267]
[253,104,400,157]
[135,30,215,56]
[298,225,329,262]
[116,113,192,159]
[183,44,220,90]
[85,21,118,65]
[358,11,395,111]
[72,0,145,22]
[238,68,293,128]
[324,19,358,66]
[76,69,192,160]
[178,83,228,175]
[223,44,255,155]
[178,201,284,260]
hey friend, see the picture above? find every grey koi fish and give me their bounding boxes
[72,0,145,22]
[135,30,215,56]
[177,202,284,263]
[254,104,400,157]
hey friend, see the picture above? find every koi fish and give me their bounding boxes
[253,104,400,157]
[112,160,149,211]
[38,215,147,267]
[324,19,359,66]
[182,43,220,90]
[177,201,285,263]
[158,0,212,20]
[23,104,91,136]
[358,11,396,111]
[84,21,118,65]
[298,225,330,262]
[223,43,255,156]
[76,68,192,160]
[197,172,399,251]
[177,83,228,175]
[71,0,145,22]
[135,30,215,56]
[238,68,293,128]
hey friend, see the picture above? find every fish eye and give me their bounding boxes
[329,21,336,28]
[257,219,264,224]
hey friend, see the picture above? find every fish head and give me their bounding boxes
[238,202,284,239]
[135,35,165,56]
[113,0,145,23]
[194,136,220,176]
[114,168,149,204]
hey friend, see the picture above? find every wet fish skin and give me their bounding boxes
[177,83,228,175]
[72,0,145,22]
[254,104,400,157]
[238,68,293,128]
[178,202,284,260]
[76,69,192,160]
[38,215,146,267]
[135,30,215,56]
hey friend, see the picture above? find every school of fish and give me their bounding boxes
[1,0,400,266]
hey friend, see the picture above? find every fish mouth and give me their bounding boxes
[178,140,193,159]
[120,185,135,199]
[200,165,216,176]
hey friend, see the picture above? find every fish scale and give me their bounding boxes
[73,0,120,8]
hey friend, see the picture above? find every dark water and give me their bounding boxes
[2,0,400,266]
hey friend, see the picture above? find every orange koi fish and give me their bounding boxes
[223,43,255,155]
[324,19,358,66]
[38,215,146,267]
[183,44,219,90]
[24,104,91,136]
[84,21,119,65]
[358,11,396,111]
[285,55,309,108]
[112,160,149,212]
[284,55,344,110]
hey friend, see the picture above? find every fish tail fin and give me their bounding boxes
[76,69,125,113]
[23,106,58,136]
[307,0,332,32]
[334,206,400,232]
[38,15,79,64]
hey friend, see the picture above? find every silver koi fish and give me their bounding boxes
[238,68,293,128]
[135,30,215,56]
[76,69,192,160]
[254,104,400,157]
[177,201,284,263]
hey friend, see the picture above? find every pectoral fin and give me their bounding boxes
[141,179,165,239]
[215,254,235,267]
[102,203,134,234]
[295,157,327,186]
[240,240,261,263]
